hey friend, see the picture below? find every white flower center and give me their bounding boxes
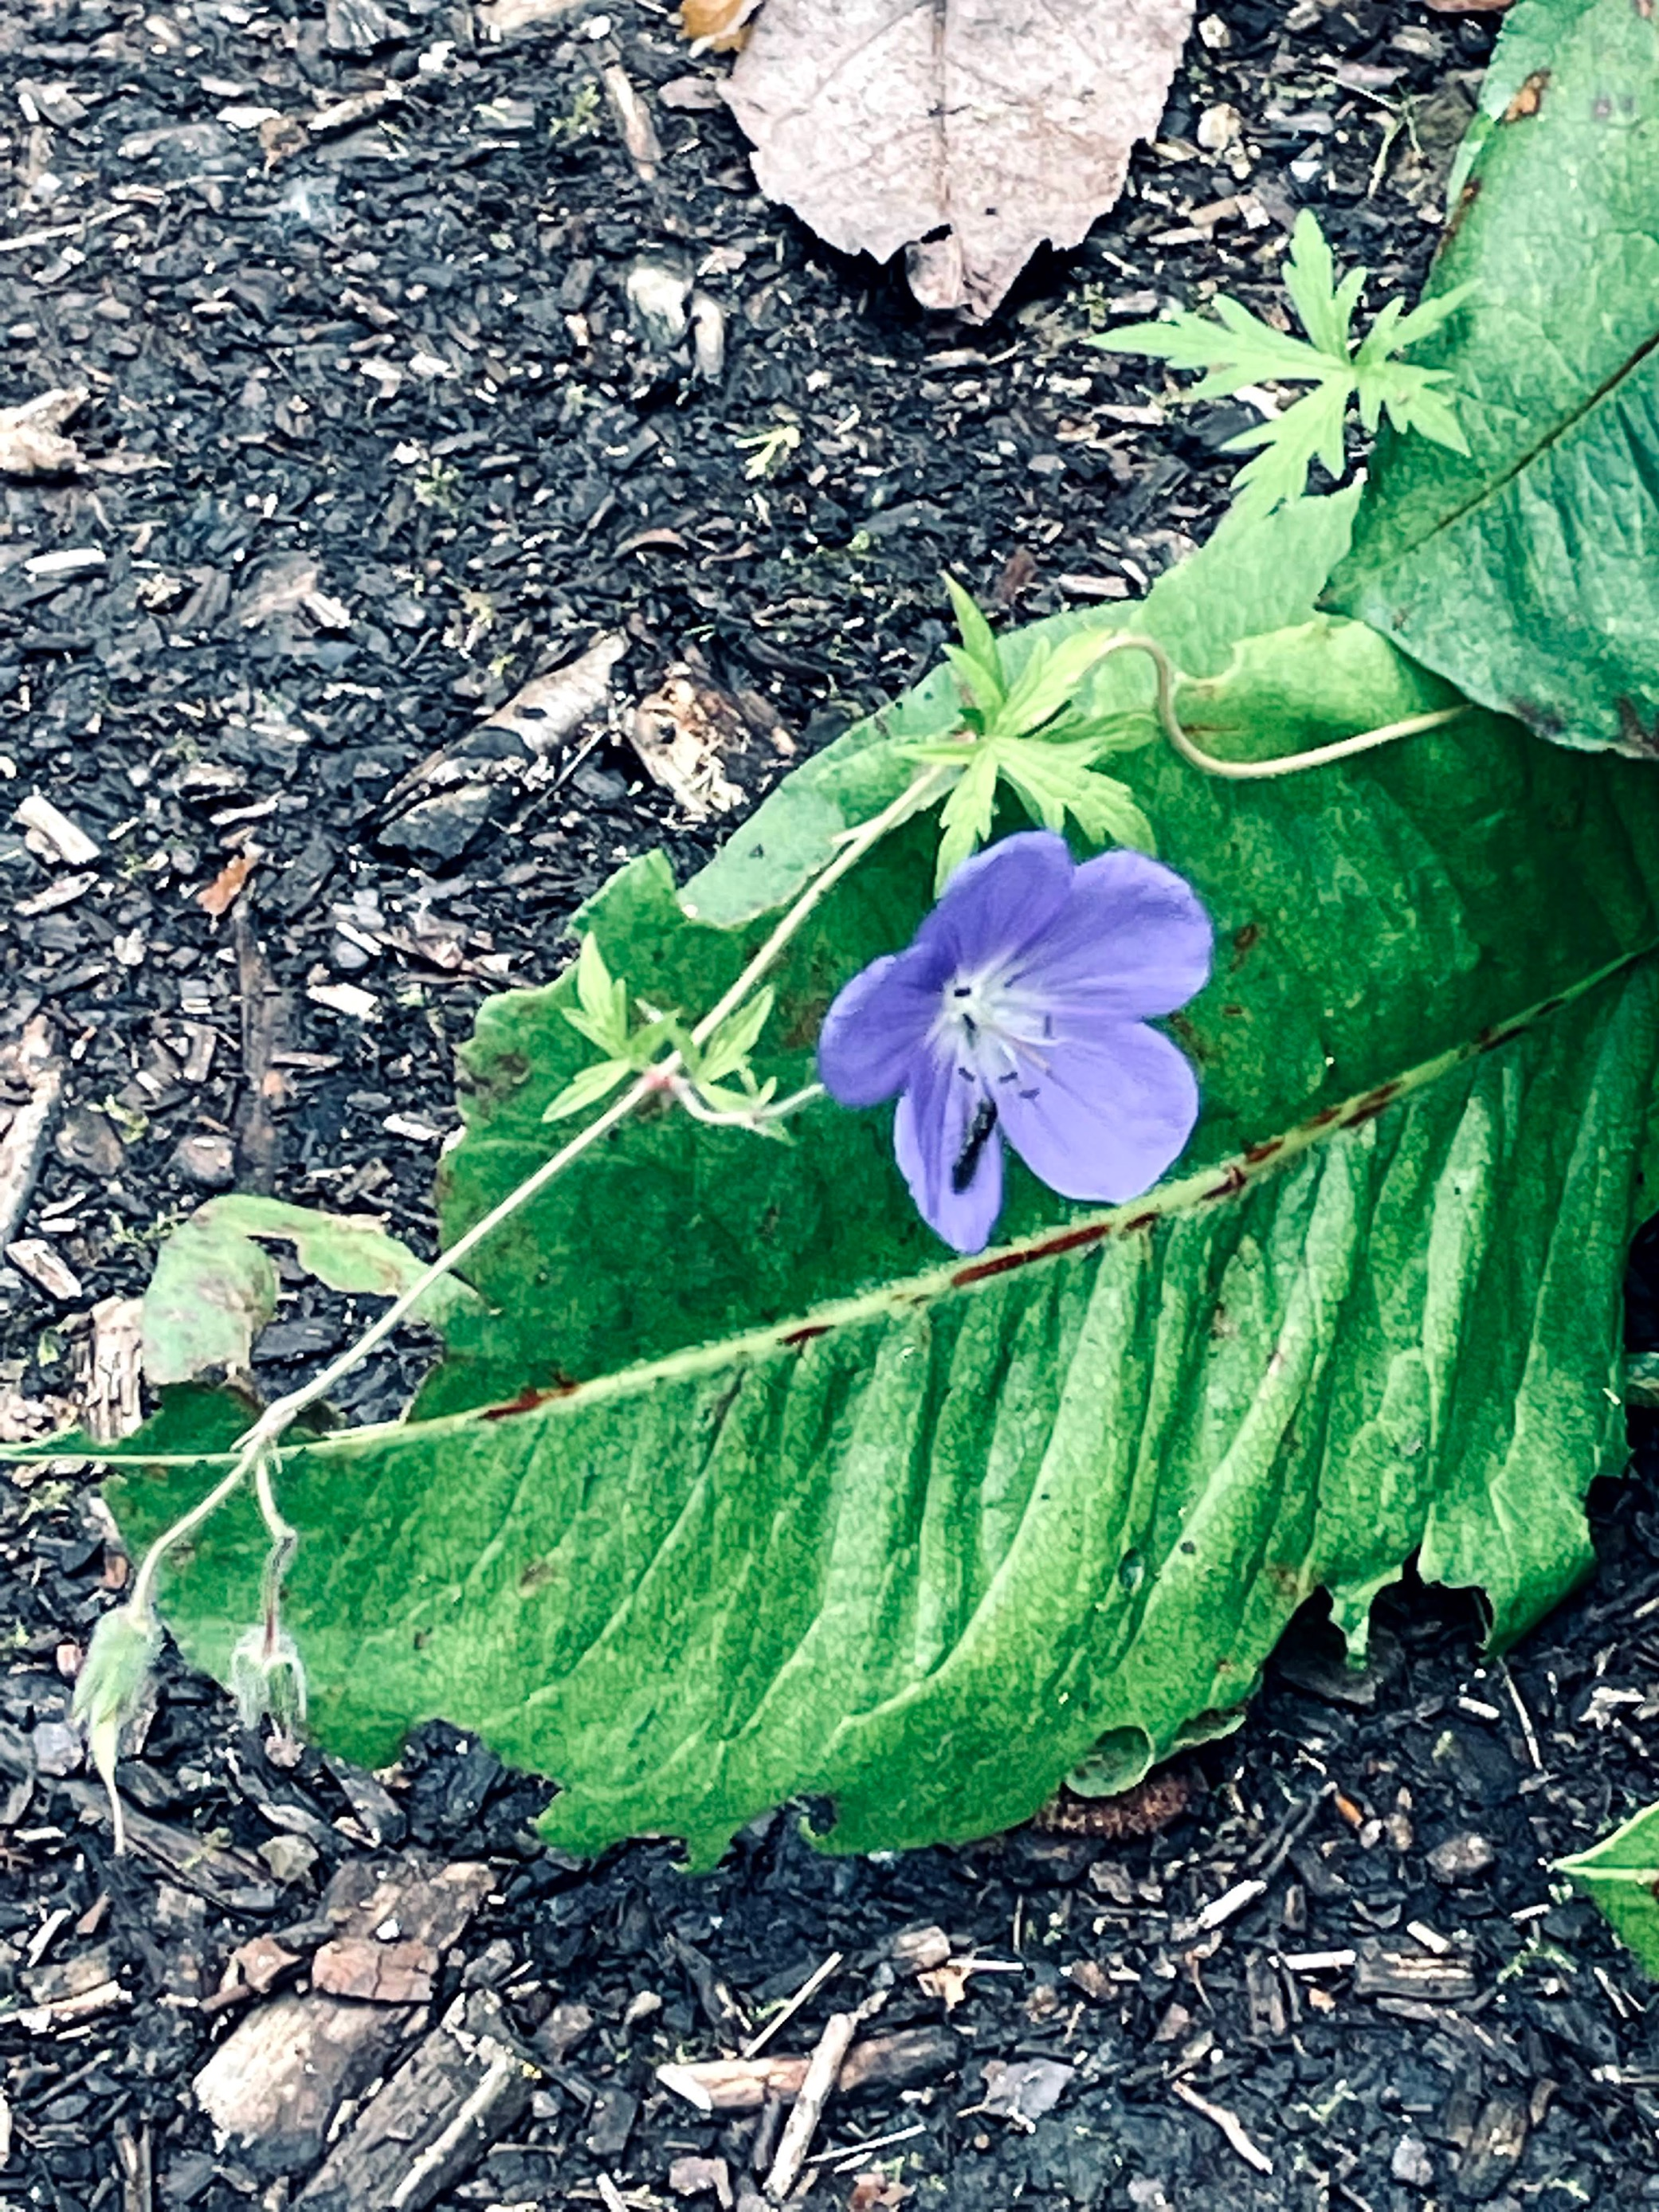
[935,963,1052,1091]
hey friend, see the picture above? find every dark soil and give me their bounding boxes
[10,0,1659,2206]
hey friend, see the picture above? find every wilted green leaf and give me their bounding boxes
[88,495,1659,1867]
[1327,0,1659,753]
[1561,1801,1659,1978]
[142,1195,482,1386]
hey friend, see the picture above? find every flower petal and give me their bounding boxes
[893,1049,1005,1253]
[818,948,943,1108]
[1009,849,1213,1019]
[996,1022,1199,1205]
[918,830,1073,975]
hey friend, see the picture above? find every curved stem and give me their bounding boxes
[671,1076,827,1130]
[1092,633,1466,780]
[129,1454,255,1618]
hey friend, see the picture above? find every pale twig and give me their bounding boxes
[764,2010,861,2201]
[743,1951,844,2059]
[1172,2079,1274,2175]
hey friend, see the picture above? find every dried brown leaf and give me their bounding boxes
[198,851,257,918]
[724,0,1195,318]
[680,0,764,50]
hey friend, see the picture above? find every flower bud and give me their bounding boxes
[73,1605,162,1850]
[230,1623,308,1735]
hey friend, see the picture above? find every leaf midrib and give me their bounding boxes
[1346,324,1659,571]
[153,946,1647,1475]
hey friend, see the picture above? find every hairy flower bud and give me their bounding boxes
[73,1605,163,1851]
[230,1623,308,1735]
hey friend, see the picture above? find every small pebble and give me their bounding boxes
[172,1133,237,1190]
[1427,1830,1496,1884]
[1391,2135,1434,2187]
[32,1720,83,1778]
[258,1834,320,1886]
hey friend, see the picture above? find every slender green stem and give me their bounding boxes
[124,764,951,1616]
[691,766,951,1045]
[129,1454,255,1616]
[1100,632,1466,779]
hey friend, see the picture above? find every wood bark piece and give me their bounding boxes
[296,1991,539,2210]
[724,0,1195,318]
[194,1991,414,2178]
[192,1859,494,2178]
[312,1936,439,2004]
[84,1296,145,1444]
[0,386,85,475]
[0,1016,63,1248]
[657,2025,957,2114]
[375,631,626,864]
[1352,1943,1478,2004]
[477,0,588,36]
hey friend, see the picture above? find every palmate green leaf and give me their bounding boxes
[92,496,1659,1866]
[544,1057,632,1122]
[1107,210,1472,517]
[696,986,776,1086]
[930,747,1000,889]
[1282,209,1365,359]
[1106,302,1329,394]
[1327,0,1659,753]
[565,931,630,1057]
[996,628,1125,738]
[993,740,1155,854]
[1560,1802,1659,1979]
[1223,381,1351,524]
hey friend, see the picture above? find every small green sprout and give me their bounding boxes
[1100,210,1474,520]
[734,422,801,481]
[549,80,601,146]
[906,574,1155,892]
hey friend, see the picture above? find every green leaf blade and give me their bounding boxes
[102,961,1659,1866]
[1326,0,1659,752]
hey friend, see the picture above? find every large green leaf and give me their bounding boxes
[102,962,1659,1864]
[1561,1800,1659,1977]
[94,497,1659,1864]
[1326,0,1659,754]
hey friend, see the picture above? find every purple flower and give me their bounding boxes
[818,830,1213,1253]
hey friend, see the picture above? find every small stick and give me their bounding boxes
[1499,1663,1544,1773]
[810,2122,928,2171]
[744,1951,844,2058]
[764,2010,859,2202]
[1172,2080,1273,2175]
